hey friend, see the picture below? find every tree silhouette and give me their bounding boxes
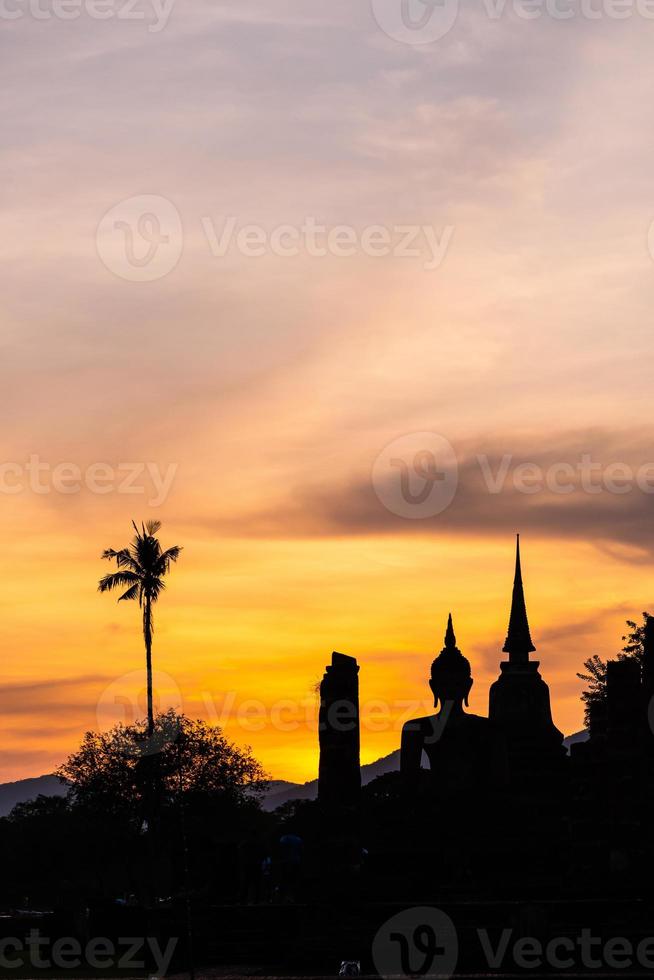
[99,521,182,735]
[57,711,267,814]
[577,654,608,730]
[577,612,651,728]
[619,613,651,665]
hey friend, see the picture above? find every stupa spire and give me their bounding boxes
[444,612,456,649]
[503,534,536,664]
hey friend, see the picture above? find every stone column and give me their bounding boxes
[318,652,361,807]
[317,652,362,907]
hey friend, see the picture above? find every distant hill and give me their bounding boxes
[0,774,67,817]
[0,733,589,817]
[261,732,589,811]
[565,729,590,750]
[263,749,400,811]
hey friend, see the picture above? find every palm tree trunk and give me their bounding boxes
[144,596,154,736]
[142,595,156,908]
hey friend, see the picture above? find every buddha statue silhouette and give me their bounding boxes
[401,614,507,799]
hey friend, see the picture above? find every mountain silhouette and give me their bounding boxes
[262,731,588,810]
[0,731,589,816]
[0,774,67,817]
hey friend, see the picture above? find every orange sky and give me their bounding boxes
[1,518,652,784]
[2,2,654,784]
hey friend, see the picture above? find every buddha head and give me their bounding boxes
[430,613,472,709]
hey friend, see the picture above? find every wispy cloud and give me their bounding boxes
[1,0,654,781]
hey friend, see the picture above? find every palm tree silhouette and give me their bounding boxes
[99,520,182,736]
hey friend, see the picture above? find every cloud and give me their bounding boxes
[470,603,633,673]
[2,0,654,782]
[0,675,114,717]
[190,427,654,559]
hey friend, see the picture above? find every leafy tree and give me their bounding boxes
[98,520,182,735]
[49,713,269,904]
[0,717,270,908]
[577,654,608,730]
[57,710,267,817]
[620,614,651,664]
[1,795,102,908]
[577,612,651,728]
[8,793,70,823]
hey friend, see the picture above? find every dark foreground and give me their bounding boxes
[3,899,654,979]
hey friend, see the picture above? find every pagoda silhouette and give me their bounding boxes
[489,534,566,785]
[316,535,654,903]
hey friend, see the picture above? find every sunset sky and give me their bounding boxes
[2,0,654,784]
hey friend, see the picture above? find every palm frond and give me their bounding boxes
[100,524,180,603]
[154,546,182,576]
[148,579,166,602]
[119,582,141,603]
[98,570,140,594]
[102,547,140,572]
